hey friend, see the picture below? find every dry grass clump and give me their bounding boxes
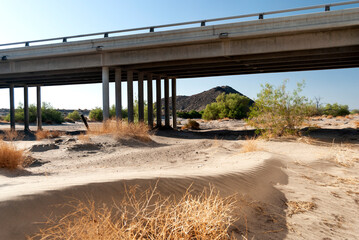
[1,130,23,141]
[77,133,91,142]
[36,130,62,140]
[0,140,25,170]
[240,138,260,153]
[29,185,237,240]
[286,201,317,217]
[88,120,151,142]
[327,115,333,119]
[182,119,200,130]
[354,121,359,129]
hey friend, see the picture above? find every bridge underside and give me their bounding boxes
[0,46,359,88]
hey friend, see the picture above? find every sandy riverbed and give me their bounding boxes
[0,117,359,239]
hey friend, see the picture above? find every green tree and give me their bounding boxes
[322,103,350,117]
[247,80,311,137]
[203,93,250,120]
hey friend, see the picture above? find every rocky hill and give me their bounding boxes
[161,86,254,112]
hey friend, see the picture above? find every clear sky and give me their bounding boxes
[0,0,358,110]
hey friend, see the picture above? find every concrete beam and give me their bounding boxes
[156,76,161,128]
[102,66,110,121]
[147,73,153,129]
[36,86,42,131]
[138,72,144,122]
[115,68,122,120]
[171,78,177,129]
[9,85,15,131]
[127,70,134,123]
[164,77,169,127]
[24,85,30,132]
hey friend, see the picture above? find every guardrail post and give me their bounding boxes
[259,13,264,19]
[325,5,331,11]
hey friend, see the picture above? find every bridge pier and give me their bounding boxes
[147,73,153,129]
[171,78,177,129]
[156,76,161,128]
[127,70,134,123]
[138,72,144,122]
[115,68,122,120]
[9,85,15,131]
[164,77,169,128]
[36,86,42,131]
[24,85,30,132]
[102,67,110,121]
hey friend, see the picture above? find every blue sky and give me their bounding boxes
[0,0,358,110]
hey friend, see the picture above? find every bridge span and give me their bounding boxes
[1,2,359,131]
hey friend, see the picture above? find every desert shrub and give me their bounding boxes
[66,110,81,121]
[182,119,200,130]
[0,141,25,170]
[89,108,103,121]
[29,185,236,240]
[109,105,128,119]
[177,110,202,119]
[203,93,250,120]
[351,109,359,114]
[321,103,350,117]
[247,80,311,137]
[4,103,63,124]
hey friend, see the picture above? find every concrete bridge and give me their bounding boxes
[1,1,359,131]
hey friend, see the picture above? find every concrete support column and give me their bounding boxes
[102,66,110,121]
[138,72,144,122]
[171,78,177,129]
[9,85,15,131]
[127,70,134,123]
[164,77,170,127]
[24,85,30,132]
[36,86,42,131]
[156,76,162,128]
[115,68,122,120]
[147,73,153,129]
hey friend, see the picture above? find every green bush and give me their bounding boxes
[4,102,64,124]
[202,93,250,120]
[247,80,311,137]
[177,110,202,119]
[89,108,103,121]
[66,110,81,121]
[351,109,359,114]
[322,103,350,117]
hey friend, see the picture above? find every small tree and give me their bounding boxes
[322,103,350,117]
[247,80,311,137]
[203,93,251,120]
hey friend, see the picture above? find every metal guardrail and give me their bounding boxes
[1,1,359,48]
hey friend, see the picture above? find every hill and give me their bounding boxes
[161,86,254,112]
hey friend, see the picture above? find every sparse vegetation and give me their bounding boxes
[287,201,317,217]
[4,102,64,124]
[177,110,203,119]
[351,109,359,114]
[66,110,81,121]
[240,138,260,153]
[247,80,311,138]
[29,185,237,240]
[88,120,151,142]
[182,119,200,130]
[203,93,251,120]
[0,141,25,170]
[35,130,62,140]
[88,107,103,121]
[321,103,350,117]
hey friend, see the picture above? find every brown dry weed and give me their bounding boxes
[88,120,151,142]
[29,185,237,240]
[241,138,260,153]
[286,201,317,217]
[0,140,25,170]
[36,130,62,140]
